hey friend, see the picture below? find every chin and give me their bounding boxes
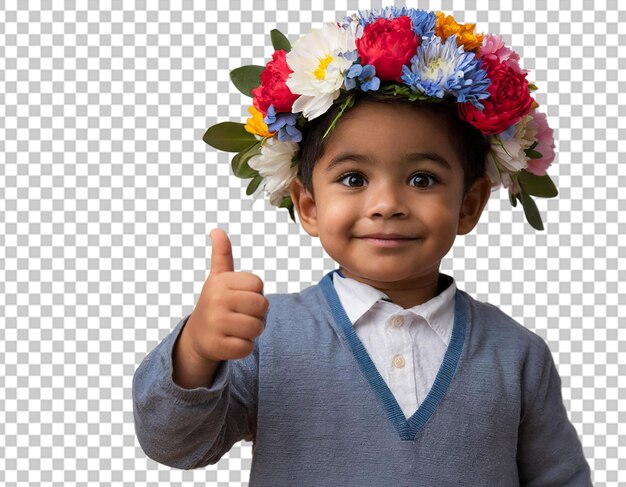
[345,266,409,284]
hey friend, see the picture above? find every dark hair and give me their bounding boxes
[296,94,490,197]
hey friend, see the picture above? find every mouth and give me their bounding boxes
[358,234,419,248]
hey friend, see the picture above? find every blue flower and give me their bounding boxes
[400,35,491,109]
[498,123,519,142]
[338,49,359,63]
[344,64,380,92]
[264,105,303,143]
[340,15,354,31]
[350,7,436,37]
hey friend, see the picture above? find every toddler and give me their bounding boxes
[133,7,591,485]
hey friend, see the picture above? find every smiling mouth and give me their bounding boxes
[358,236,419,248]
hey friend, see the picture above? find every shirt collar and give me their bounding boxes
[332,269,457,345]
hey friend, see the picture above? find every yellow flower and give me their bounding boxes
[244,106,275,138]
[435,12,484,55]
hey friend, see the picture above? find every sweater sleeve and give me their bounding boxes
[517,340,592,486]
[132,314,258,469]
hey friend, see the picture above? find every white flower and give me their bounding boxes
[486,115,536,189]
[286,23,356,120]
[248,137,299,206]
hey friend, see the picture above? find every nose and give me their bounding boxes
[366,180,409,218]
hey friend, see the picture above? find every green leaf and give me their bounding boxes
[296,115,306,129]
[270,29,291,52]
[377,82,440,102]
[518,170,558,198]
[231,142,261,178]
[246,174,264,195]
[323,93,355,139]
[290,152,299,167]
[509,191,518,207]
[203,122,258,152]
[379,83,411,98]
[524,149,543,159]
[229,65,265,97]
[519,189,544,231]
[278,196,296,222]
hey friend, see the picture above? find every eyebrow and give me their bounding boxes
[324,151,452,172]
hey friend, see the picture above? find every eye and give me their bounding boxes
[338,172,366,187]
[410,172,438,188]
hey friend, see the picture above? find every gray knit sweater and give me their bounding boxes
[133,270,592,486]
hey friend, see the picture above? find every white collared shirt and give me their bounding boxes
[332,271,456,419]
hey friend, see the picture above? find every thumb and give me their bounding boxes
[209,227,234,274]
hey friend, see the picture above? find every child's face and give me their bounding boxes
[291,101,490,303]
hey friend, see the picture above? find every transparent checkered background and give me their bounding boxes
[0,0,623,485]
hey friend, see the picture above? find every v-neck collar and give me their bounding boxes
[318,269,469,441]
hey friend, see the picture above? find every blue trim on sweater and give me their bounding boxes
[319,269,468,441]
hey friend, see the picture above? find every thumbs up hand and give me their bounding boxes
[183,228,269,363]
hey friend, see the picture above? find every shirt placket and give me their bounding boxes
[385,312,418,418]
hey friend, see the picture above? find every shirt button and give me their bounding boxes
[392,355,406,368]
[390,316,405,328]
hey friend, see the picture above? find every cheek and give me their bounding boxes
[425,198,462,233]
[318,205,349,235]
[315,200,355,244]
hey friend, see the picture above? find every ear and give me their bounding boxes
[290,177,319,237]
[457,175,492,235]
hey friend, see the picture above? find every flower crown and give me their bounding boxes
[203,6,557,230]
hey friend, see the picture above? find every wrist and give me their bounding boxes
[172,314,221,389]
[180,312,217,366]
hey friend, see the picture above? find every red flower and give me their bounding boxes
[458,54,533,135]
[356,16,419,81]
[252,50,299,116]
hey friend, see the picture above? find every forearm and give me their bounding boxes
[133,315,231,468]
[133,314,258,468]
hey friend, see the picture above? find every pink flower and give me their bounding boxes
[481,34,524,74]
[525,109,555,175]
